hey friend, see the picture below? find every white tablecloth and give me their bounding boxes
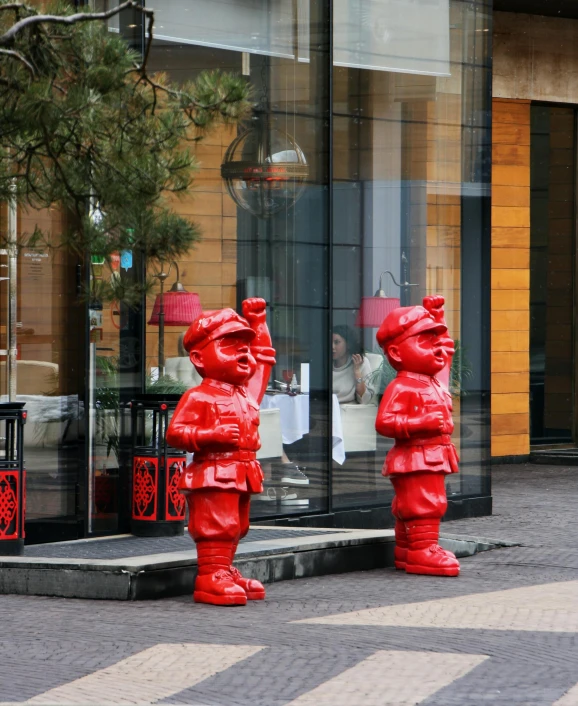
[260,393,310,445]
[331,394,346,465]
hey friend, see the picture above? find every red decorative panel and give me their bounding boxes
[22,470,26,538]
[0,471,20,540]
[132,457,158,520]
[166,457,185,520]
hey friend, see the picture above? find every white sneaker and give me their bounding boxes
[279,487,309,507]
[278,465,310,486]
[258,487,278,502]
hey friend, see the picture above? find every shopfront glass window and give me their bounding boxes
[145,1,331,517]
[331,0,491,510]
[0,207,82,542]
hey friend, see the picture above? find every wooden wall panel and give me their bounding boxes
[491,98,531,457]
[146,123,238,369]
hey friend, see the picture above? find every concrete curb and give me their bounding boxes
[0,528,514,601]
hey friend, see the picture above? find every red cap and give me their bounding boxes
[183,308,255,352]
[376,305,447,350]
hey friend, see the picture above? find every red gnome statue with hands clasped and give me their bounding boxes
[375,295,460,577]
[166,298,276,606]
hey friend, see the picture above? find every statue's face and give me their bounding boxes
[389,331,448,377]
[192,333,256,385]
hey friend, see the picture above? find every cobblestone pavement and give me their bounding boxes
[1,463,578,706]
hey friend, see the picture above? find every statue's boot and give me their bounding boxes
[194,541,247,605]
[405,519,460,577]
[394,519,408,570]
[229,543,266,600]
[229,566,266,600]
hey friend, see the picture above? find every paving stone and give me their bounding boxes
[0,464,576,706]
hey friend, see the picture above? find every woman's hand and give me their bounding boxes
[352,353,364,379]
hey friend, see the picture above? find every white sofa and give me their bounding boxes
[340,352,382,453]
[164,357,202,387]
[0,361,68,448]
[256,408,283,460]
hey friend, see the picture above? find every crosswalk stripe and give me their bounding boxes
[554,681,578,705]
[296,580,578,633]
[285,650,488,705]
[23,643,264,705]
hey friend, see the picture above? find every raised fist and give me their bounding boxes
[423,295,445,324]
[242,297,267,325]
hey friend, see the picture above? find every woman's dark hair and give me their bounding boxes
[332,325,361,356]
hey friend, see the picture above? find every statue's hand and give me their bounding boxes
[242,297,267,325]
[198,424,240,447]
[421,411,445,433]
[423,295,445,323]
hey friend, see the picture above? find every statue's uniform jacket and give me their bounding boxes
[167,378,265,495]
[376,370,459,477]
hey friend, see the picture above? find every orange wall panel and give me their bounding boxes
[491,98,531,458]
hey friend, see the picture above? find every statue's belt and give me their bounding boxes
[395,435,453,447]
[194,450,257,462]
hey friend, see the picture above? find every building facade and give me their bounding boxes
[0,0,493,543]
[491,4,578,459]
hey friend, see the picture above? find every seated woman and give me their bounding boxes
[332,325,375,404]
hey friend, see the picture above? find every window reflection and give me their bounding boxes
[331,0,490,510]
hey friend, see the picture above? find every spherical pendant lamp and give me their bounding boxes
[221,116,308,218]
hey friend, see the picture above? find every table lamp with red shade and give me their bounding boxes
[355,268,418,327]
[148,261,203,375]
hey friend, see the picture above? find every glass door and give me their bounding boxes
[86,251,143,535]
[0,206,84,544]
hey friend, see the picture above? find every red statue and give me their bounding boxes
[375,295,460,577]
[166,298,276,605]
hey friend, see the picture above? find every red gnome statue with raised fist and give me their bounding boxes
[375,295,460,577]
[166,298,276,605]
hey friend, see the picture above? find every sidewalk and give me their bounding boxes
[0,463,577,706]
[0,522,504,601]
[445,461,577,548]
[1,463,561,602]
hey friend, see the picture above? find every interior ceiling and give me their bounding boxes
[494,0,578,20]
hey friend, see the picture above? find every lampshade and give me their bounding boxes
[355,296,400,327]
[148,291,202,327]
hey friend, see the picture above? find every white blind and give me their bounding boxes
[149,0,297,59]
[333,0,450,76]
[147,0,450,76]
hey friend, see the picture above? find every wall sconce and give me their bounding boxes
[356,268,418,327]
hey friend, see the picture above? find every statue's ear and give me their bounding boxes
[190,350,204,371]
[387,345,402,365]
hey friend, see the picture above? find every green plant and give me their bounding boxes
[94,356,120,461]
[449,340,474,397]
[366,351,396,398]
[145,374,188,396]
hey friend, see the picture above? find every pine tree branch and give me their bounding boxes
[0,47,34,74]
[0,2,153,52]
[0,4,27,14]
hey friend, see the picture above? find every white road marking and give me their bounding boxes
[22,643,263,705]
[296,580,578,632]
[285,650,488,705]
[554,680,578,705]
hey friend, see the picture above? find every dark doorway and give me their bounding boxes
[530,105,575,444]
